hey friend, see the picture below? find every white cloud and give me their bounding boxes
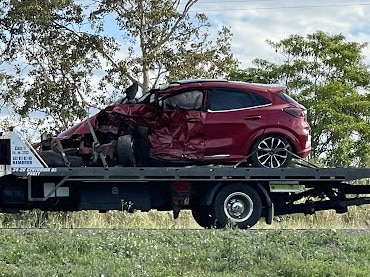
[194,0,370,67]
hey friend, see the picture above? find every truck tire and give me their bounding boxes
[250,135,292,168]
[117,135,136,166]
[213,184,262,229]
[191,206,216,229]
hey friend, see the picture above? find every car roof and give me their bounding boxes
[156,79,286,94]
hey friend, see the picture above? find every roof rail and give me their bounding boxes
[170,79,228,85]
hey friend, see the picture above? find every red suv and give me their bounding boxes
[40,79,311,168]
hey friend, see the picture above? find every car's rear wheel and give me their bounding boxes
[250,135,292,168]
[117,135,136,166]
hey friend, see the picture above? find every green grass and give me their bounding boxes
[1,208,370,276]
[0,229,370,276]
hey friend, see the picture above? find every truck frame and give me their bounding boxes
[1,131,370,229]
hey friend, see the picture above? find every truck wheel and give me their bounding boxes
[191,206,215,229]
[117,135,136,166]
[250,135,292,168]
[213,184,262,229]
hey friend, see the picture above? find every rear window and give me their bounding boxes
[207,88,271,111]
[277,93,300,105]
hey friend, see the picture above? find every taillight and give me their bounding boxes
[284,107,306,119]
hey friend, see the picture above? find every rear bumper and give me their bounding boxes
[296,134,311,158]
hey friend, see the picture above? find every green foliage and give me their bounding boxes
[0,0,112,131]
[228,31,370,166]
[0,0,237,132]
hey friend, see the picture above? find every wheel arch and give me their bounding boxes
[250,130,298,155]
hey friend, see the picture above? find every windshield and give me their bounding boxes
[114,96,127,104]
[135,92,156,104]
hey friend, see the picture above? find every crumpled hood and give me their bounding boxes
[56,103,159,139]
[57,114,99,139]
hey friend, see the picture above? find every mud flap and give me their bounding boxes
[171,181,191,219]
[256,183,274,224]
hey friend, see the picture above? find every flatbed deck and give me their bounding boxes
[9,166,370,182]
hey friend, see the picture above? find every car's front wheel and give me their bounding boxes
[250,135,292,168]
[117,135,136,166]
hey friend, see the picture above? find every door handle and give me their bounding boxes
[244,115,262,120]
[187,118,201,122]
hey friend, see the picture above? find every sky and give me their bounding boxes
[2,0,370,132]
[185,0,370,67]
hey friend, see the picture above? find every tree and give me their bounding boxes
[0,0,114,131]
[228,31,370,167]
[0,0,237,134]
[90,0,238,92]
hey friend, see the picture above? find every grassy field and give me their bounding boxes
[0,208,370,276]
[0,228,370,276]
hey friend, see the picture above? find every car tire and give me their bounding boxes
[213,184,262,229]
[191,206,216,229]
[117,135,136,167]
[250,135,292,168]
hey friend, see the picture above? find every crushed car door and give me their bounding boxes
[149,90,206,161]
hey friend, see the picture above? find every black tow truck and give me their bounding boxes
[1,130,370,229]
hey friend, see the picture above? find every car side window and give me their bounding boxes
[207,88,270,111]
[162,90,203,111]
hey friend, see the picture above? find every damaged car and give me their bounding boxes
[39,79,311,168]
